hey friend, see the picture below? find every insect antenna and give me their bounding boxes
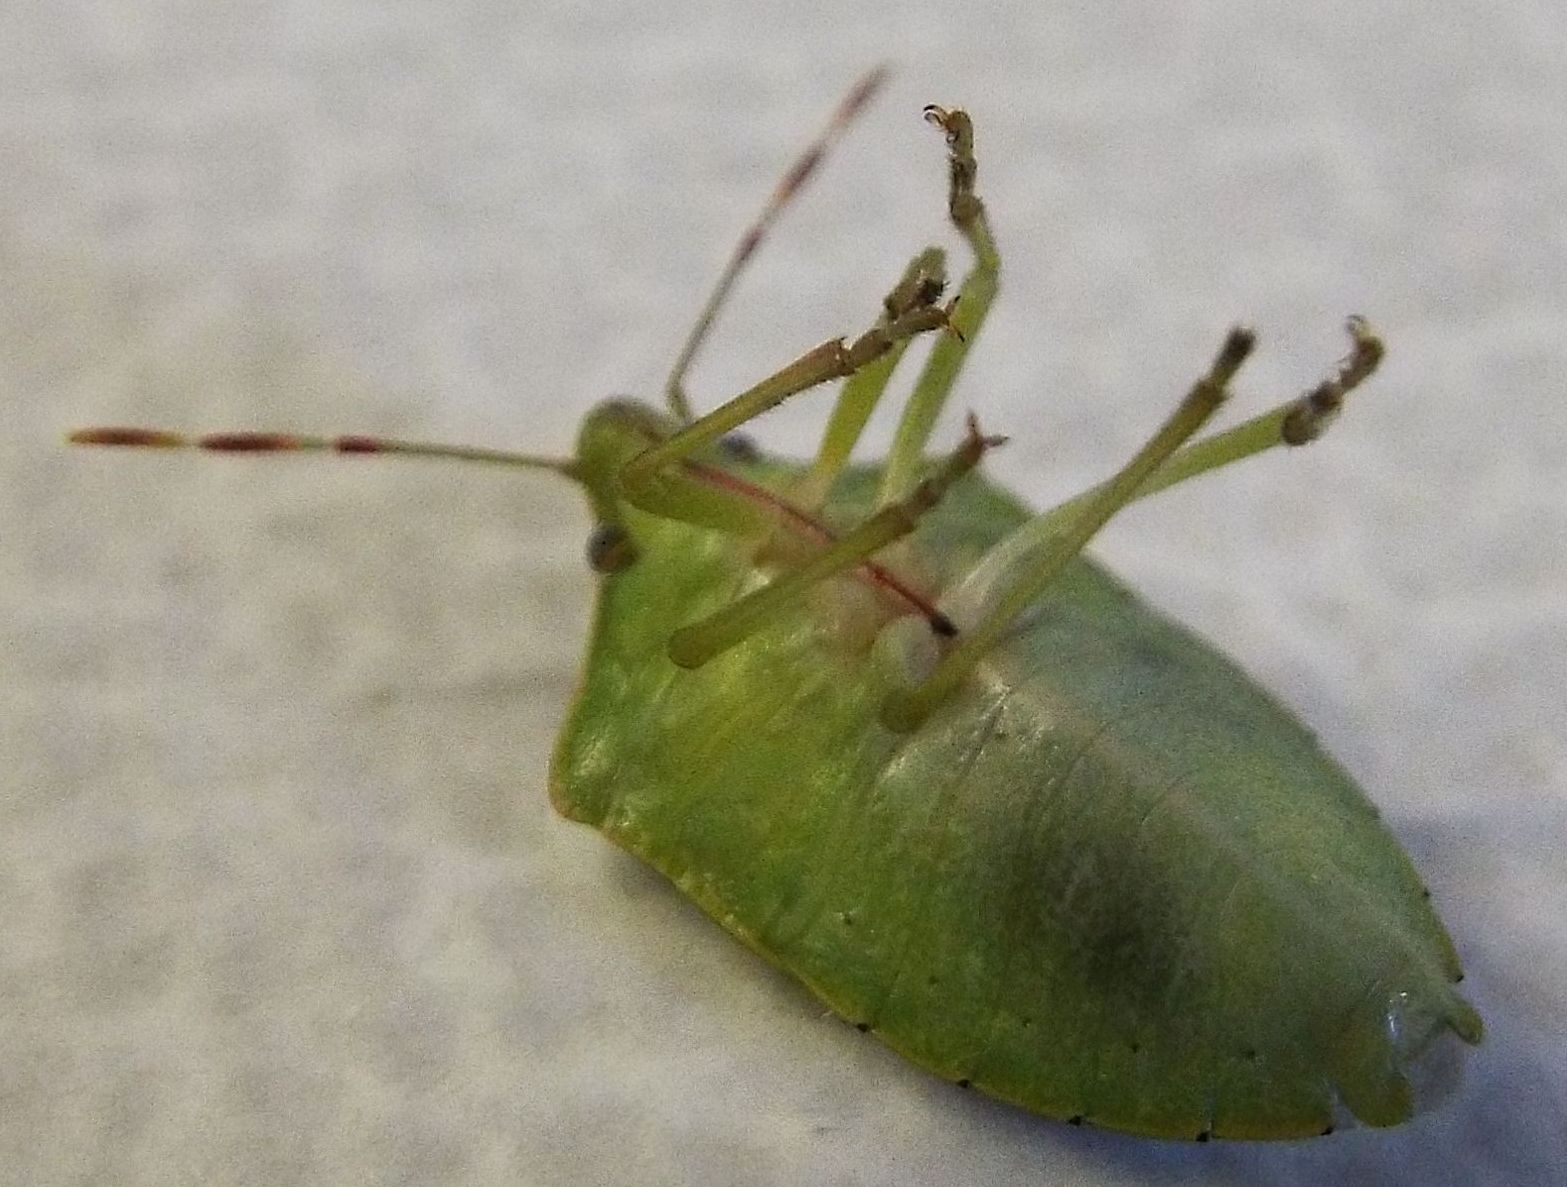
[66,421,957,630]
[67,427,582,478]
[664,64,890,424]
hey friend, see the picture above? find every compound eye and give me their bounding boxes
[717,433,762,464]
[586,522,637,573]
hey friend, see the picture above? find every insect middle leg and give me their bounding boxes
[878,106,1002,507]
[667,414,1005,668]
[792,245,949,512]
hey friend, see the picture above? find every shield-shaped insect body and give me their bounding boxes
[73,74,1481,1140]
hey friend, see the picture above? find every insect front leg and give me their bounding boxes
[618,303,955,524]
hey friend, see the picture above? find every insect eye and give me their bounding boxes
[586,523,637,573]
[717,433,762,463]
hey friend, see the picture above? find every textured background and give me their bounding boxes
[4,2,1564,1184]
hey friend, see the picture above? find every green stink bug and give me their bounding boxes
[71,70,1481,1141]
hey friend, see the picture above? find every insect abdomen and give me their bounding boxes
[551,463,1480,1139]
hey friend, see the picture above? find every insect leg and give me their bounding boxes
[939,319,1385,643]
[666,416,1005,668]
[999,317,1385,543]
[878,106,1001,507]
[621,303,954,519]
[664,66,890,424]
[792,246,949,512]
[880,328,1256,732]
[1117,316,1384,503]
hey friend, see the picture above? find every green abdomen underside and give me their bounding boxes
[550,461,1480,1140]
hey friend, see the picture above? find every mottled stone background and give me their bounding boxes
[3,3,1563,1184]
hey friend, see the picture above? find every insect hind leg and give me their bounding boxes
[881,319,1383,731]
[880,328,1256,732]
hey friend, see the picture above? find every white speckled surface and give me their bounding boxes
[4,3,1564,1184]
